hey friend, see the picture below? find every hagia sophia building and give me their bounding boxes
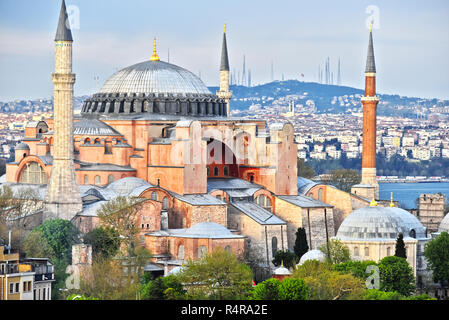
[1,1,437,283]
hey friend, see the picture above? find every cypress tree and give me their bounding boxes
[294,227,309,261]
[395,233,407,259]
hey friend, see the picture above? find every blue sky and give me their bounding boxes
[0,0,448,101]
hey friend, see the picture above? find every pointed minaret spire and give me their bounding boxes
[220,24,230,71]
[365,21,376,73]
[55,0,73,42]
[217,24,232,116]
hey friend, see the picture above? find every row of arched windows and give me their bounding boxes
[150,192,169,210]
[353,245,407,258]
[207,166,230,177]
[177,245,232,260]
[83,174,115,185]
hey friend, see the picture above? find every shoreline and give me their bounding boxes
[378,180,449,183]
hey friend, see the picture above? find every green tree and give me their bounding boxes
[378,256,415,296]
[97,196,145,256]
[252,278,281,300]
[66,293,99,300]
[319,239,350,265]
[328,169,361,193]
[297,158,315,179]
[0,185,42,252]
[401,294,435,300]
[78,257,140,300]
[23,229,56,259]
[293,227,309,261]
[177,248,253,300]
[272,250,297,269]
[332,260,377,280]
[24,219,80,300]
[424,232,449,285]
[36,219,79,263]
[83,226,120,260]
[363,289,402,300]
[394,233,407,259]
[278,278,309,300]
[292,260,365,300]
[141,275,186,300]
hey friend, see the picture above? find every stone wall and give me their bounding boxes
[417,193,446,233]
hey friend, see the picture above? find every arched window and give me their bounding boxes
[94,175,101,185]
[256,195,272,212]
[198,246,208,259]
[224,246,232,254]
[105,142,112,154]
[84,175,89,184]
[178,245,185,260]
[386,247,391,256]
[19,162,48,184]
[162,197,169,210]
[207,167,210,176]
[249,174,255,183]
[84,138,91,145]
[364,247,370,257]
[214,166,219,176]
[354,247,359,256]
[318,188,323,201]
[223,166,229,176]
[151,192,157,201]
[94,138,101,145]
[272,237,278,258]
[409,229,416,238]
[107,174,114,184]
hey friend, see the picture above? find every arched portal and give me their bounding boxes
[206,138,239,178]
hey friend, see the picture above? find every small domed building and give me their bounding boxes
[437,213,449,234]
[334,201,431,284]
[298,249,326,265]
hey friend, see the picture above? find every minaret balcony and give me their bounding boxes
[361,96,379,102]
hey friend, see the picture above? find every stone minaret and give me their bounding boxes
[217,24,233,116]
[360,23,380,199]
[44,0,82,221]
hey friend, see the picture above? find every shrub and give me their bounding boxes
[252,278,281,300]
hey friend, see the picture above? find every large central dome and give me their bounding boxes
[81,59,227,118]
[99,60,212,96]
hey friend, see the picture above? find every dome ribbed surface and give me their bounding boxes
[99,60,211,96]
[336,206,427,240]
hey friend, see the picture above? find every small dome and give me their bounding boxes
[336,206,427,240]
[273,265,292,276]
[166,266,185,276]
[107,177,153,196]
[299,250,326,265]
[185,222,233,238]
[439,214,449,233]
[15,142,30,150]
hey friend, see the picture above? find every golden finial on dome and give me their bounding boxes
[370,194,377,207]
[224,24,226,34]
[150,37,160,61]
[370,20,373,33]
[390,192,395,207]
